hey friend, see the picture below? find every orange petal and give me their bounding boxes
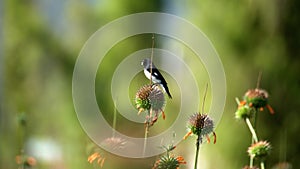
[239,100,247,108]
[267,104,275,114]
[100,158,106,168]
[206,135,210,143]
[161,109,166,120]
[183,131,192,140]
[259,107,264,111]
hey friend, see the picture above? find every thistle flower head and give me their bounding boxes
[244,89,269,109]
[101,137,127,151]
[149,85,165,111]
[235,104,255,119]
[152,155,186,169]
[135,85,153,112]
[135,84,166,125]
[247,141,271,161]
[188,113,214,137]
[184,113,216,143]
[135,84,165,113]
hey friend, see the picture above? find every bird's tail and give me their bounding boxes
[160,84,172,99]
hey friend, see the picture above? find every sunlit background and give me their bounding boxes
[1,0,300,169]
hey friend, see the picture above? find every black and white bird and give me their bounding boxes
[141,58,172,98]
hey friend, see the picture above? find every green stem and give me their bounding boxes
[143,109,151,157]
[194,136,201,169]
[245,118,258,143]
[245,117,258,167]
[260,161,265,169]
[249,156,254,168]
[235,97,240,105]
[143,122,149,157]
[112,101,117,137]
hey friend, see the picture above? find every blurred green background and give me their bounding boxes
[1,0,300,169]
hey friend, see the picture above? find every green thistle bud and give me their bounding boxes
[235,104,255,119]
[247,141,271,161]
[244,89,268,109]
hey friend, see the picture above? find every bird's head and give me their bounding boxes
[141,58,151,68]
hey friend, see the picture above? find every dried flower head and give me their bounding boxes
[135,84,165,113]
[135,84,166,125]
[149,85,165,111]
[244,89,274,114]
[184,113,216,143]
[153,155,186,169]
[248,141,271,161]
[101,137,127,151]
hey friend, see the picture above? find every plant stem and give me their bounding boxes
[143,122,149,157]
[112,100,117,137]
[245,118,258,143]
[194,136,201,169]
[260,161,265,169]
[245,117,258,167]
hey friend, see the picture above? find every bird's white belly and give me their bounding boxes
[144,69,161,83]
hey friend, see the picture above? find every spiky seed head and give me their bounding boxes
[244,89,269,108]
[235,104,255,119]
[247,141,271,161]
[187,113,214,137]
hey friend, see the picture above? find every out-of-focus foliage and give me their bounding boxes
[1,0,300,169]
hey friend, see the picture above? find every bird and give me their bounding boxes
[141,58,172,98]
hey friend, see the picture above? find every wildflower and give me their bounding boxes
[235,104,255,119]
[247,141,271,161]
[184,113,216,144]
[152,145,186,169]
[88,152,106,168]
[153,155,186,169]
[135,84,166,125]
[101,137,127,151]
[244,89,274,114]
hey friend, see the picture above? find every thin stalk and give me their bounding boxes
[245,117,258,167]
[260,162,265,169]
[150,34,155,85]
[112,100,117,137]
[143,123,149,157]
[235,97,240,105]
[245,118,258,143]
[143,110,151,157]
[249,156,254,168]
[201,83,208,114]
[256,71,262,89]
[194,136,201,169]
